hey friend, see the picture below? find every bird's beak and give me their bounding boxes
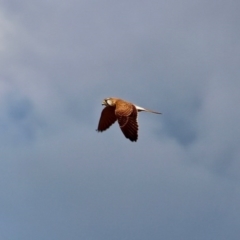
[102,100,106,106]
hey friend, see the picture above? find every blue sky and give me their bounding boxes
[0,1,240,239]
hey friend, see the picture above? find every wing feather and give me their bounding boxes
[115,101,138,142]
[97,106,117,132]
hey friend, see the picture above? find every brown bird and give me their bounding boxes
[97,97,161,142]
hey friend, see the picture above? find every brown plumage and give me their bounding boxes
[97,97,161,142]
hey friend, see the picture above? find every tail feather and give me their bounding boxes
[135,105,161,114]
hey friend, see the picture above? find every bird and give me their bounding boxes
[97,97,161,142]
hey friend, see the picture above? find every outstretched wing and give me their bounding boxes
[115,101,138,142]
[97,106,117,132]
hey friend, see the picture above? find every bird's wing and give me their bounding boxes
[115,101,138,142]
[97,106,117,132]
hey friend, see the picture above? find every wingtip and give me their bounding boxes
[128,136,138,142]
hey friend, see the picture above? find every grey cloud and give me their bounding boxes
[0,0,240,239]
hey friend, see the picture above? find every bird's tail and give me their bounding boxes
[135,105,162,114]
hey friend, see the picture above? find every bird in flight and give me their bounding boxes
[97,97,161,142]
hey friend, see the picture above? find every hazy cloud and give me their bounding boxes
[0,1,240,239]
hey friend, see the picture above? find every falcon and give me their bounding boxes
[97,97,161,142]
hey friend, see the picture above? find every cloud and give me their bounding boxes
[0,0,240,239]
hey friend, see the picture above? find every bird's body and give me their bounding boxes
[97,97,161,142]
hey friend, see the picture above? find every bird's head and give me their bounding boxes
[102,97,117,107]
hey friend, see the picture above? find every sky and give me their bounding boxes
[0,0,240,239]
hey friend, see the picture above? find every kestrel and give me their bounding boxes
[97,97,161,142]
